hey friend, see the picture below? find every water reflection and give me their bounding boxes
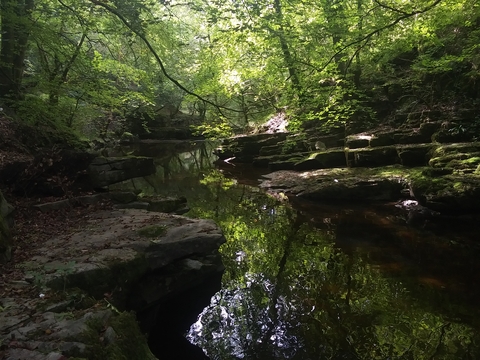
[185,176,480,359]
[113,141,480,359]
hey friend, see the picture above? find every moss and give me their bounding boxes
[137,225,168,238]
[462,156,480,164]
[421,167,453,177]
[82,311,156,360]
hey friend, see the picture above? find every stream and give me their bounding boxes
[113,140,480,359]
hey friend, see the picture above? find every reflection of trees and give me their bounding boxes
[112,141,218,196]
[185,173,480,359]
[114,162,480,359]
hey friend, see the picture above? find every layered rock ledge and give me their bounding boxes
[0,209,226,360]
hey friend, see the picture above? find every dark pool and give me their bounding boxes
[115,140,480,360]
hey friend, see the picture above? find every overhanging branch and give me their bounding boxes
[88,0,241,114]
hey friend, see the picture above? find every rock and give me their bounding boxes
[103,326,117,345]
[396,144,434,167]
[395,199,440,226]
[431,142,480,157]
[127,254,224,313]
[88,156,156,188]
[428,143,480,172]
[215,133,288,162]
[393,129,432,144]
[314,141,326,150]
[294,158,321,171]
[297,177,404,201]
[21,209,225,303]
[269,159,298,171]
[346,134,371,149]
[369,131,395,147]
[113,201,150,210]
[174,205,190,215]
[1,307,156,360]
[145,196,187,213]
[104,191,138,204]
[421,168,453,177]
[409,172,480,212]
[311,149,347,168]
[259,167,407,202]
[5,349,64,360]
[259,144,282,156]
[253,153,308,168]
[419,121,441,137]
[33,199,72,212]
[346,146,399,167]
[0,190,13,263]
[432,123,476,143]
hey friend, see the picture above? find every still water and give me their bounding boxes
[115,140,480,359]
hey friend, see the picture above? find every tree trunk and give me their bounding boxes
[272,0,304,103]
[0,0,34,100]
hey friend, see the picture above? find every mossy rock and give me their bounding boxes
[429,152,480,171]
[409,171,480,212]
[421,168,453,177]
[431,142,480,157]
[81,311,157,360]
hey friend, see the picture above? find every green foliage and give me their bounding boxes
[192,116,234,139]
[1,0,480,142]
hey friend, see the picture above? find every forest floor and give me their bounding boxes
[0,116,113,303]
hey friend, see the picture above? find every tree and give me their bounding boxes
[0,0,35,100]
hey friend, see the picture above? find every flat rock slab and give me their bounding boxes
[259,167,408,202]
[23,209,225,298]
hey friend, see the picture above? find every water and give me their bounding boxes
[115,140,480,359]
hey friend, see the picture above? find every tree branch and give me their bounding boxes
[321,0,443,75]
[373,0,410,16]
[88,0,241,114]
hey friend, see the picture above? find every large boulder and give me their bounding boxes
[88,156,156,188]
[24,209,225,305]
[0,190,13,263]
